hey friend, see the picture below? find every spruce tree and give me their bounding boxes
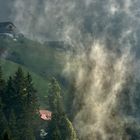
[6,67,26,139]
[0,98,9,140]
[0,66,5,89]
[24,73,38,117]
[12,67,26,116]
[4,76,15,119]
[0,66,5,102]
[0,66,40,140]
[9,67,38,140]
[23,73,39,140]
[47,78,78,140]
[8,110,19,140]
[14,69,38,140]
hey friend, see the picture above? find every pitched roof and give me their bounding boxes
[39,110,52,121]
[0,22,16,28]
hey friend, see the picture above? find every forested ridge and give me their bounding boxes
[0,66,77,140]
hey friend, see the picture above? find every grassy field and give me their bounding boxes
[0,37,68,107]
[0,58,49,107]
[5,38,66,78]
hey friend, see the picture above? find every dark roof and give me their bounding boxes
[0,22,16,28]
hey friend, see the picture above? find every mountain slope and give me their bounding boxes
[0,37,69,107]
[1,58,49,107]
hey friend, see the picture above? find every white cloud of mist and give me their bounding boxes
[61,0,140,139]
[1,0,140,139]
[64,41,139,139]
[10,0,77,41]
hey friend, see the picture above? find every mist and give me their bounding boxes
[1,0,140,139]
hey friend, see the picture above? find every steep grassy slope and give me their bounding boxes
[0,37,68,107]
[3,37,66,78]
[0,58,49,107]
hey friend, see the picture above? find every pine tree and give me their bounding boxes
[0,66,5,89]
[14,69,38,140]
[8,110,19,140]
[0,98,9,140]
[4,68,26,139]
[4,76,15,119]
[22,73,39,140]
[0,67,10,139]
[12,67,26,116]
[0,66,40,140]
[47,78,78,140]
[8,67,38,140]
[24,73,38,117]
[0,66,5,102]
